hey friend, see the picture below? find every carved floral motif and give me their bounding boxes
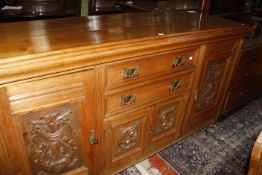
[27,110,80,175]
[155,105,177,134]
[118,122,140,152]
[196,60,226,111]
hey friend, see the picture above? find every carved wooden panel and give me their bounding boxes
[154,103,177,135]
[115,120,141,156]
[195,59,227,111]
[4,70,97,175]
[104,109,149,173]
[16,104,83,175]
[150,95,188,146]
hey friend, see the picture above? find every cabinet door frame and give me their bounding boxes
[149,93,189,150]
[104,109,150,174]
[182,38,244,135]
[0,68,98,175]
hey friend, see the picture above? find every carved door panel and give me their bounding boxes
[195,58,228,112]
[149,93,188,150]
[185,43,237,133]
[1,70,96,175]
[16,104,84,175]
[104,109,150,174]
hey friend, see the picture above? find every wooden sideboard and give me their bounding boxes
[0,12,250,175]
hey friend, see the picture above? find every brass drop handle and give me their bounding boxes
[169,80,182,90]
[121,94,136,106]
[123,67,139,78]
[90,129,98,145]
[173,56,185,67]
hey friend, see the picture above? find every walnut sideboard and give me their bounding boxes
[0,12,251,175]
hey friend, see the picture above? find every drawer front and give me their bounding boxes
[207,39,238,57]
[105,48,197,89]
[224,83,258,112]
[231,65,257,88]
[238,46,262,68]
[105,72,194,115]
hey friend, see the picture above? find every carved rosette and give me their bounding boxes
[117,122,140,153]
[196,60,226,111]
[25,110,81,175]
[155,105,177,134]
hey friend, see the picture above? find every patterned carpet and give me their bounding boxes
[118,98,262,175]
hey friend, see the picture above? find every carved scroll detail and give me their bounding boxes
[28,110,79,175]
[196,60,226,111]
[118,124,139,151]
[155,105,177,134]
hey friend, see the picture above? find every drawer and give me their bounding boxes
[207,39,238,57]
[105,48,197,89]
[224,83,258,112]
[238,46,262,68]
[230,65,257,88]
[105,71,194,115]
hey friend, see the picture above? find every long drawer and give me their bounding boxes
[230,65,258,88]
[105,48,197,89]
[207,39,238,57]
[105,71,194,116]
[223,82,258,112]
[238,46,262,68]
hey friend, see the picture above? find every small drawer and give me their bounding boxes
[230,66,257,88]
[105,48,197,89]
[105,72,194,115]
[238,46,262,68]
[207,39,238,57]
[224,83,257,112]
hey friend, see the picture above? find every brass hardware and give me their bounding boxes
[90,129,98,145]
[169,80,182,90]
[173,56,185,67]
[123,67,139,78]
[121,94,136,106]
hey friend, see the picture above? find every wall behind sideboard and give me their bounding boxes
[81,0,88,16]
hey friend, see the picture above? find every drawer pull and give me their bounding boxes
[121,95,136,106]
[250,55,257,60]
[169,80,182,90]
[173,56,185,67]
[123,67,139,78]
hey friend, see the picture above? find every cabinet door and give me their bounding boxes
[0,70,97,175]
[183,40,239,133]
[104,109,150,174]
[149,93,188,150]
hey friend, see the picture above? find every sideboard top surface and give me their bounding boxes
[0,12,250,59]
